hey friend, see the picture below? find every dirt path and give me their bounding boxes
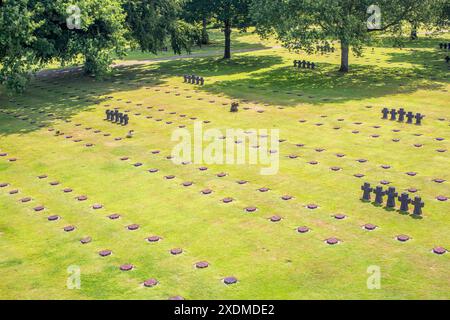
[37,46,281,78]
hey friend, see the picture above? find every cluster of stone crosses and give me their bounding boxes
[439,43,450,50]
[105,109,129,125]
[183,74,205,85]
[381,108,424,125]
[293,60,317,69]
[361,183,424,216]
[230,102,239,112]
[317,45,335,54]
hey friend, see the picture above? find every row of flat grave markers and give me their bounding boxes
[439,43,450,50]
[183,75,205,85]
[381,108,424,125]
[293,60,316,69]
[105,109,129,126]
[361,183,424,216]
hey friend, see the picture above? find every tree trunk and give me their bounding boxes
[224,19,231,59]
[339,43,349,73]
[201,17,209,45]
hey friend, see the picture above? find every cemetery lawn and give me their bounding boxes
[0,33,449,300]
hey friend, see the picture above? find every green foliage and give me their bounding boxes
[0,0,128,92]
[1,0,199,92]
[182,0,213,44]
[0,0,40,92]
[183,0,252,59]
[251,0,431,71]
[438,0,450,27]
[123,0,200,54]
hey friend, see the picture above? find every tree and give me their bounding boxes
[182,0,253,59]
[1,0,199,93]
[252,0,426,73]
[183,0,213,45]
[0,0,128,92]
[161,0,255,60]
[405,0,447,40]
[0,0,41,92]
[215,0,252,59]
[123,0,201,55]
[437,0,450,28]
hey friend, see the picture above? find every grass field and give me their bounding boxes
[0,30,449,300]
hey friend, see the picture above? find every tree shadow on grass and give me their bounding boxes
[0,64,167,136]
[152,54,284,77]
[121,29,271,61]
[200,60,448,107]
[386,48,450,70]
[0,55,283,136]
[370,36,450,50]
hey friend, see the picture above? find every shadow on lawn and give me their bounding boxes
[370,35,450,50]
[0,64,166,136]
[122,30,271,62]
[386,48,450,68]
[199,57,449,107]
[0,45,448,135]
[153,54,284,77]
[0,55,282,136]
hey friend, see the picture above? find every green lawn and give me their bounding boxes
[0,32,449,300]
[42,28,274,70]
[118,28,275,62]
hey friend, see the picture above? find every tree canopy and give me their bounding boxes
[0,0,199,93]
[251,0,435,72]
[1,0,449,93]
[183,0,252,59]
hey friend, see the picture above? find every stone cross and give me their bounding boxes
[390,109,397,121]
[113,110,119,123]
[386,187,398,208]
[123,114,129,126]
[415,113,424,125]
[446,56,450,63]
[398,193,411,212]
[311,62,316,69]
[183,75,187,83]
[374,186,385,205]
[302,60,306,68]
[230,102,239,113]
[306,61,311,69]
[382,108,389,119]
[118,113,124,125]
[106,110,111,121]
[200,77,204,86]
[412,196,424,216]
[294,60,298,67]
[361,183,373,201]
[398,108,406,122]
[406,112,414,124]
